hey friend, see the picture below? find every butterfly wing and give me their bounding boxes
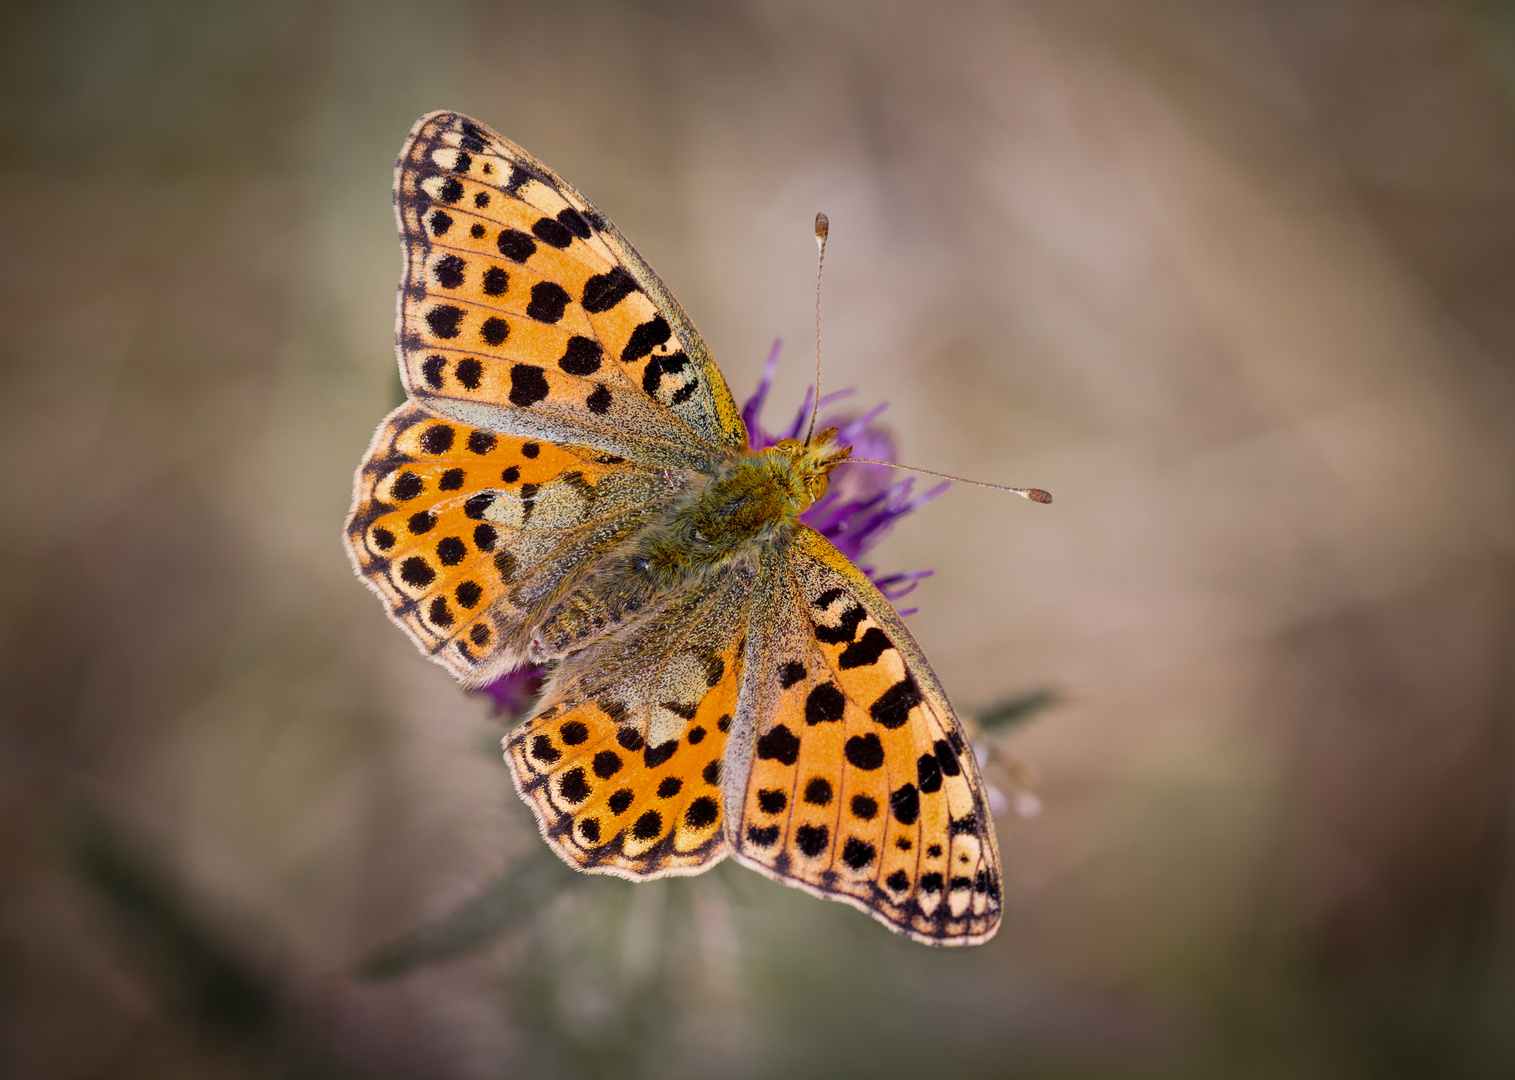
[502,568,753,878]
[345,403,687,685]
[728,526,1003,945]
[349,112,756,682]
[394,111,746,467]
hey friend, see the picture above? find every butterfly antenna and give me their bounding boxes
[847,458,1053,503]
[804,212,829,445]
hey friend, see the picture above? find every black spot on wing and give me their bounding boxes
[870,675,922,730]
[418,424,455,454]
[794,824,829,858]
[917,752,943,794]
[622,315,671,362]
[581,266,637,313]
[391,471,423,500]
[436,537,465,566]
[531,216,574,248]
[559,768,590,805]
[508,364,550,407]
[559,337,603,376]
[814,605,866,645]
[615,725,643,751]
[850,794,878,820]
[407,511,436,534]
[756,724,800,765]
[890,783,920,825]
[644,740,678,769]
[526,281,570,323]
[455,358,483,389]
[631,809,662,840]
[684,797,718,829]
[398,557,434,588]
[842,837,876,870]
[530,734,560,764]
[480,317,509,347]
[803,777,833,806]
[557,207,592,239]
[813,587,845,608]
[839,627,893,669]
[804,683,845,725]
[433,254,465,288]
[425,305,463,339]
[844,733,884,771]
[497,229,536,262]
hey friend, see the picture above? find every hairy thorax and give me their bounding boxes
[533,432,851,658]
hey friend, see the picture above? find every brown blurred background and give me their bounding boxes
[4,0,1515,1076]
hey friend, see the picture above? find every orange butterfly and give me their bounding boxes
[346,112,1003,944]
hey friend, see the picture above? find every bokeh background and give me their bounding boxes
[5,0,1515,1076]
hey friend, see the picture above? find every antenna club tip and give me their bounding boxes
[814,212,829,240]
[1024,488,1053,504]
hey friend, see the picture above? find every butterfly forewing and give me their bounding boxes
[395,112,746,465]
[729,527,1003,945]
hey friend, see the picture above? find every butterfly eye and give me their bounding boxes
[810,474,830,501]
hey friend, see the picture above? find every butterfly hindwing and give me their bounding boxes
[503,569,753,878]
[395,112,745,466]
[345,402,683,684]
[729,526,1003,945]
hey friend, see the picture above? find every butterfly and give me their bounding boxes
[345,112,1002,944]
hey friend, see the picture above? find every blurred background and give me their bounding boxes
[4,0,1515,1076]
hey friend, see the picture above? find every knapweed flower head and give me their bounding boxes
[479,340,944,718]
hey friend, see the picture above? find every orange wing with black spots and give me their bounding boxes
[728,527,1003,945]
[345,402,682,685]
[503,569,752,878]
[393,111,746,467]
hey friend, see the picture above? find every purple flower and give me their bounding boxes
[479,340,943,719]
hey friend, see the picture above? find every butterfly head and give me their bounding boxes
[770,428,852,507]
